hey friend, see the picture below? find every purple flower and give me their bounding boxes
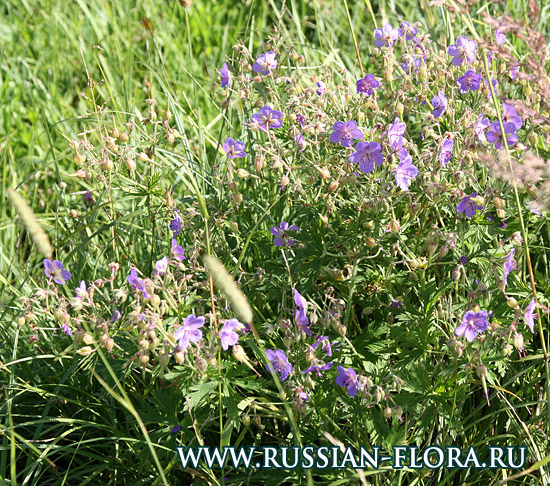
[61,324,73,335]
[486,121,518,150]
[502,103,523,130]
[336,365,360,397]
[388,117,406,150]
[349,142,384,174]
[474,114,491,141]
[457,194,483,218]
[312,336,339,357]
[399,21,417,40]
[265,349,293,381]
[220,63,230,88]
[457,70,481,93]
[170,425,182,434]
[75,280,87,298]
[330,121,363,147]
[174,314,205,351]
[294,288,307,312]
[495,30,506,45]
[270,221,299,247]
[222,137,246,159]
[356,74,379,97]
[295,132,306,152]
[524,298,537,334]
[395,151,418,191]
[447,36,477,66]
[503,248,517,285]
[374,23,398,48]
[460,256,468,266]
[127,268,150,300]
[432,91,448,118]
[484,78,498,99]
[219,318,242,350]
[455,310,489,342]
[170,239,186,261]
[250,106,283,132]
[509,64,519,80]
[295,309,311,336]
[111,309,121,322]
[155,256,169,275]
[302,361,333,377]
[316,81,326,95]
[390,299,402,309]
[252,51,277,75]
[170,209,182,238]
[44,259,72,285]
[401,56,422,75]
[439,139,454,167]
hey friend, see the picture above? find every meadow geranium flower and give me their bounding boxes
[401,56,422,75]
[295,309,312,336]
[220,63,230,87]
[61,324,73,336]
[502,103,523,130]
[271,221,299,247]
[265,349,293,381]
[398,21,417,40]
[455,310,489,342]
[312,336,339,357]
[474,114,491,141]
[510,64,519,80]
[111,309,121,322]
[388,117,406,150]
[219,318,242,350]
[374,23,398,48]
[44,259,72,285]
[294,288,307,312]
[495,30,506,45]
[336,365,360,397]
[155,256,169,275]
[127,268,150,299]
[439,139,454,167]
[356,74,379,97]
[486,121,518,149]
[457,194,483,218]
[503,248,517,285]
[170,239,186,261]
[431,91,447,117]
[457,70,481,93]
[250,106,283,132]
[302,361,333,377]
[447,35,477,66]
[222,137,246,159]
[330,121,363,147]
[295,132,306,152]
[395,151,418,191]
[484,78,498,99]
[252,51,277,75]
[174,314,205,351]
[524,298,537,333]
[349,142,384,174]
[170,209,182,237]
[316,81,326,95]
[75,280,87,298]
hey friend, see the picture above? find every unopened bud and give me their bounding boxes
[507,297,518,309]
[174,350,185,364]
[390,220,401,233]
[476,364,487,379]
[365,237,377,248]
[138,353,150,367]
[232,344,247,363]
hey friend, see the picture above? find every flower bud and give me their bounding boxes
[149,294,161,307]
[496,209,505,219]
[365,237,377,248]
[77,346,94,356]
[17,315,26,326]
[507,297,518,309]
[493,197,505,209]
[390,220,401,233]
[497,279,506,291]
[174,350,185,364]
[230,221,239,232]
[328,181,339,192]
[232,344,247,363]
[242,414,251,426]
[236,168,250,179]
[126,157,136,171]
[138,353,150,367]
[283,336,293,348]
[253,415,262,427]
[384,407,393,419]
[439,245,449,258]
[476,364,487,379]
[100,159,113,172]
[513,332,524,350]
[73,152,87,165]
